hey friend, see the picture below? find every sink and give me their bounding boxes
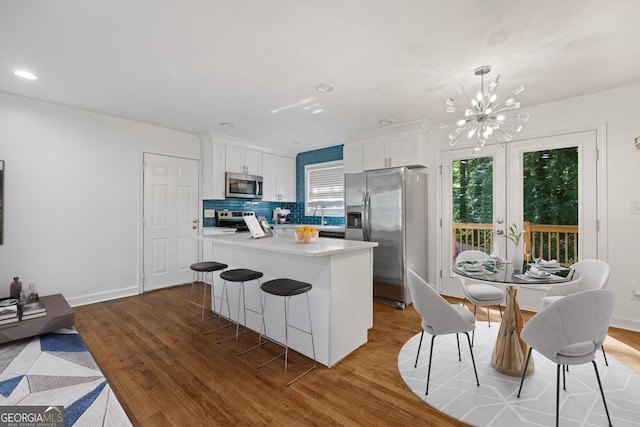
[316,225,345,232]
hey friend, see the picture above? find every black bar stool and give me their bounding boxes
[257,278,316,386]
[215,268,264,347]
[186,261,228,326]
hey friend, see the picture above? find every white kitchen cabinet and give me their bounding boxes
[262,153,296,202]
[225,145,262,175]
[202,141,226,200]
[343,141,363,174]
[362,130,428,171]
[362,136,388,170]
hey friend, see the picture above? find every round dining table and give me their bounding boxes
[453,261,580,376]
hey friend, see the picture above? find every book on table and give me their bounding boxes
[21,311,47,320]
[21,300,47,317]
[0,316,19,325]
[0,305,18,320]
[243,215,273,239]
[0,299,19,321]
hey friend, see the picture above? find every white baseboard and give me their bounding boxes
[66,286,139,307]
[610,315,640,333]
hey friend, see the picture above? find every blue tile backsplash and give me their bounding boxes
[203,145,344,227]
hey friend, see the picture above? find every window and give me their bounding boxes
[305,160,344,217]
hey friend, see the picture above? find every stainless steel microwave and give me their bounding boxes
[225,172,263,199]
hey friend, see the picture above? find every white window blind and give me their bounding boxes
[305,160,344,216]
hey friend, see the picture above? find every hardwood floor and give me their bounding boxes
[73,285,640,426]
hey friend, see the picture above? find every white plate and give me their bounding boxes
[462,270,487,276]
[483,258,507,265]
[525,270,550,279]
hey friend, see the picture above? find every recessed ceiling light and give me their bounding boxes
[220,122,234,128]
[379,119,394,125]
[312,109,324,114]
[315,83,335,93]
[14,70,37,80]
[290,140,301,145]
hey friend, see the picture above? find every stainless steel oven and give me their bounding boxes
[216,210,255,232]
[225,172,263,199]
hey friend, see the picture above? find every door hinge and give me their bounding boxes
[439,269,442,278]
[141,274,145,283]
[595,147,599,161]
[438,165,442,175]
[142,218,145,227]
[596,219,600,232]
[439,218,443,227]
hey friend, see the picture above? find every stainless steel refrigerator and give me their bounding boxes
[345,167,427,308]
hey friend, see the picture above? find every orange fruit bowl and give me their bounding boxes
[294,226,319,243]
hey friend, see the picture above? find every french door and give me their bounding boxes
[143,153,199,292]
[439,131,599,308]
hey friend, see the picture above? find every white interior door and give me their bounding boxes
[143,153,199,292]
[439,130,599,307]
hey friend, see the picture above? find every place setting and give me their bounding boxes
[517,258,571,282]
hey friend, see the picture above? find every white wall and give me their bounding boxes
[428,83,640,331]
[0,93,200,306]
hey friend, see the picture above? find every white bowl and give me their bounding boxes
[294,229,318,243]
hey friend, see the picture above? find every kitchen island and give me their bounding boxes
[197,232,378,367]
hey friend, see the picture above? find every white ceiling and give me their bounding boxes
[2,0,640,152]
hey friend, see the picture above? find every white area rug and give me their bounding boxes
[398,323,640,426]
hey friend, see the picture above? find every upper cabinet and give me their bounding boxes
[344,121,430,172]
[202,141,226,200]
[225,145,262,175]
[199,131,297,201]
[362,131,427,170]
[343,142,363,174]
[262,153,296,202]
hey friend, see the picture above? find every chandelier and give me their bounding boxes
[445,66,529,155]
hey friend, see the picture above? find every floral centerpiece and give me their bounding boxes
[505,223,524,270]
[505,223,522,246]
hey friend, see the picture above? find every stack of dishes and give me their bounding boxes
[459,263,486,275]
[525,265,552,279]
[482,257,507,265]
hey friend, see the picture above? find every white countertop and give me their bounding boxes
[199,231,376,257]
[201,227,237,235]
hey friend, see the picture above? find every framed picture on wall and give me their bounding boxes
[0,160,4,244]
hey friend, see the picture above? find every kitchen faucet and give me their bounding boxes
[314,205,327,225]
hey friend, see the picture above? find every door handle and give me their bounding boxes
[192,225,197,230]
[495,229,504,235]
[193,219,199,224]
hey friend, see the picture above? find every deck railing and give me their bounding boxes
[453,221,579,266]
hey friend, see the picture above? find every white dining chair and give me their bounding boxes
[456,250,505,345]
[541,259,611,365]
[517,289,615,427]
[406,268,479,395]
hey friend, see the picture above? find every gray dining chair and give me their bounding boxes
[517,289,615,427]
[407,268,479,395]
[542,259,611,365]
[456,250,505,345]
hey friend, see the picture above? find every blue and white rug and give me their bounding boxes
[398,323,640,426]
[0,327,131,427]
